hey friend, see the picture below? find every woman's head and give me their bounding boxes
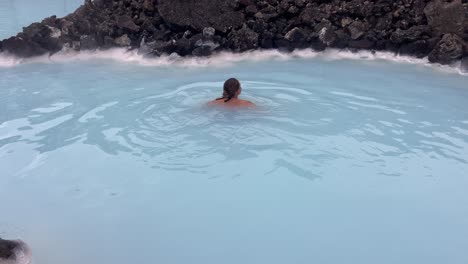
[222,78,241,102]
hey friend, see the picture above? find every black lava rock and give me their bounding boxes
[428,33,465,64]
[158,0,244,33]
[0,238,16,259]
[0,0,467,65]
[461,56,468,73]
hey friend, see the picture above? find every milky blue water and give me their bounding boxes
[1,1,468,264]
[0,0,82,39]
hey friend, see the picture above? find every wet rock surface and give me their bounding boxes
[461,56,468,72]
[0,0,467,65]
[429,33,465,64]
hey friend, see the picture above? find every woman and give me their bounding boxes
[208,78,255,108]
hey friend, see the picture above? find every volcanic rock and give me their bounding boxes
[158,0,244,33]
[428,33,465,64]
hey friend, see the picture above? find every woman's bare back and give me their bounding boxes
[208,98,255,108]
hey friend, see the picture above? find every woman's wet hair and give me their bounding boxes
[217,78,240,102]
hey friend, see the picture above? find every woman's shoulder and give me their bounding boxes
[206,99,255,108]
[238,99,256,107]
[207,99,224,106]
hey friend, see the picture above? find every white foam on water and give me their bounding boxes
[78,101,119,123]
[31,102,73,113]
[0,48,467,76]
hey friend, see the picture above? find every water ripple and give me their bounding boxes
[1,59,467,182]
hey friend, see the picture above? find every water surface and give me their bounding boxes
[1,55,468,264]
[0,0,82,39]
[1,1,468,264]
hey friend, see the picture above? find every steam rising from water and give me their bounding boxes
[0,48,466,75]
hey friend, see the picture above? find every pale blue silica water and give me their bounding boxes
[1,2,468,264]
[1,55,468,264]
[0,0,82,39]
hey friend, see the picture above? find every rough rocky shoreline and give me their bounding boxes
[0,0,467,67]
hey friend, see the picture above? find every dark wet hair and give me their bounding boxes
[216,78,241,103]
